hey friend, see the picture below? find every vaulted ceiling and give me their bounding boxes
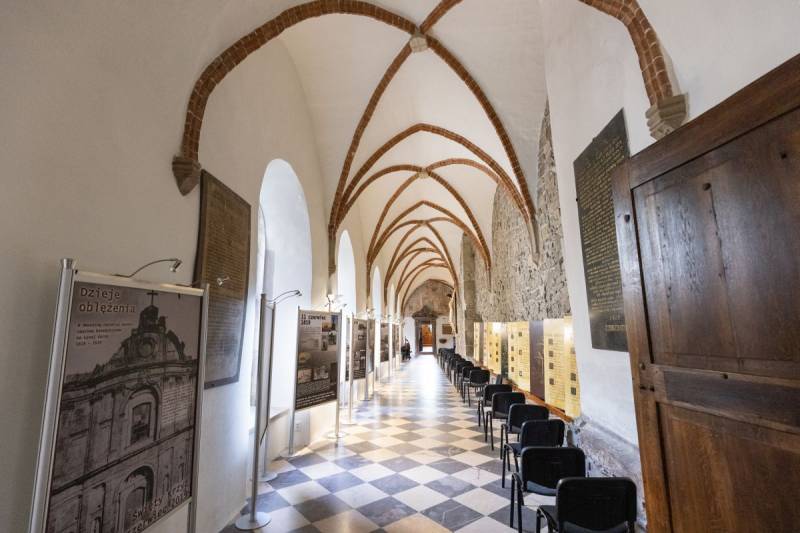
[277,0,548,310]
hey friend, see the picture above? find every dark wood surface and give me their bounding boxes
[613,54,800,532]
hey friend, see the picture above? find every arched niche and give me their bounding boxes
[336,231,357,314]
[256,159,312,411]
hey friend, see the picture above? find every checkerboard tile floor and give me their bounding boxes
[222,355,553,532]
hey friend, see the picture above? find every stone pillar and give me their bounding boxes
[458,235,479,357]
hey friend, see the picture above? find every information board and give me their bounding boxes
[563,316,581,417]
[473,322,483,363]
[507,322,531,392]
[543,318,566,409]
[36,271,204,533]
[486,323,504,375]
[295,310,341,410]
[380,322,389,362]
[351,319,368,379]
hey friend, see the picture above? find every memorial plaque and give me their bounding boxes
[574,110,629,352]
[507,322,531,392]
[563,316,581,417]
[195,171,250,387]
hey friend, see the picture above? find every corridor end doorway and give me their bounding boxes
[419,322,433,353]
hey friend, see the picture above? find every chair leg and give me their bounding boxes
[517,484,524,533]
[483,412,489,441]
[509,476,515,528]
[514,453,519,473]
[536,509,541,533]
[501,446,506,488]
[500,426,505,460]
[477,401,481,427]
[489,416,494,450]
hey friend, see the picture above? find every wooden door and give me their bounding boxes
[613,55,800,532]
[421,324,433,347]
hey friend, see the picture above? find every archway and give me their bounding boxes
[371,267,382,377]
[336,231,357,314]
[256,159,313,412]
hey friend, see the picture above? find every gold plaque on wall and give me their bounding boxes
[543,318,566,409]
[563,316,581,417]
[507,322,531,392]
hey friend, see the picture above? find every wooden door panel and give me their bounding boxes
[660,405,800,533]
[613,55,800,531]
[633,108,800,378]
[634,161,736,366]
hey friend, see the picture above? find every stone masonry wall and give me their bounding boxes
[467,102,570,326]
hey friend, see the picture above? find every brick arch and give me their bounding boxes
[401,274,455,317]
[171,0,418,194]
[385,236,443,294]
[367,200,488,270]
[578,0,673,106]
[384,242,446,301]
[338,158,503,227]
[396,260,450,307]
[338,123,527,232]
[363,170,490,269]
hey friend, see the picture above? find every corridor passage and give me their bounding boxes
[223,355,548,532]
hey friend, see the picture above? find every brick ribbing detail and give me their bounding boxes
[338,158,503,227]
[338,123,527,230]
[397,260,449,304]
[328,0,464,233]
[179,1,416,163]
[401,277,454,316]
[386,236,442,291]
[364,170,491,270]
[385,242,444,301]
[367,200,487,270]
[578,0,673,105]
[426,35,538,239]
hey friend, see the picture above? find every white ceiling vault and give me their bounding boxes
[277,0,548,309]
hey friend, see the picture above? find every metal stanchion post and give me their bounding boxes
[235,294,271,530]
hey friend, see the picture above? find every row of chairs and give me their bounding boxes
[439,349,637,533]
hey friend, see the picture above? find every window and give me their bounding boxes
[130,403,151,445]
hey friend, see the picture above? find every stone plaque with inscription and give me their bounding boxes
[574,110,629,352]
[195,171,250,388]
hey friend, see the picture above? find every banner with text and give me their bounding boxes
[295,310,341,410]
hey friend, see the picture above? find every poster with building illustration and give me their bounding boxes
[43,277,203,533]
[295,310,341,410]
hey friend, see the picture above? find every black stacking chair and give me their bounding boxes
[537,477,637,533]
[500,404,550,461]
[502,419,565,487]
[447,354,462,378]
[485,392,526,449]
[463,368,490,406]
[457,362,474,395]
[509,447,586,533]
[452,358,469,384]
[494,374,504,385]
[477,384,511,428]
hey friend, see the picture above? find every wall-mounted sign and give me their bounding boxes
[351,319,368,380]
[32,269,205,533]
[574,110,629,352]
[195,171,250,387]
[544,318,566,409]
[295,310,341,410]
[473,322,483,363]
[507,321,532,393]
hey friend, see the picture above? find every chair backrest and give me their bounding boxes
[491,392,526,413]
[519,447,586,489]
[460,363,475,377]
[482,384,512,402]
[469,368,490,384]
[556,477,637,532]
[508,404,550,428]
[519,419,565,447]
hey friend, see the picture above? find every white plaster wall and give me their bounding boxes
[0,3,330,532]
[539,0,800,446]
